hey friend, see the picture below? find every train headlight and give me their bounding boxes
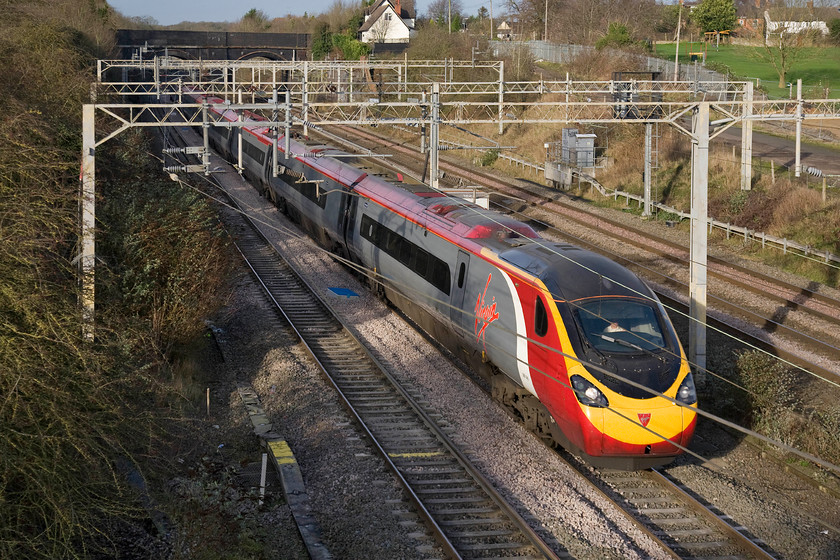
[676,373,697,405]
[571,375,609,408]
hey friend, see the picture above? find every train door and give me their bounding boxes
[450,250,471,332]
[263,145,273,186]
[342,191,358,249]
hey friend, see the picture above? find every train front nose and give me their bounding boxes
[599,400,697,457]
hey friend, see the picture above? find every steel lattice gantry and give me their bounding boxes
[84,59,840,377]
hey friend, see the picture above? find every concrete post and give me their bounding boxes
[154,56,160,99]
[237,90,243,174]
[431,83,440,189]
[420,90,427,155]
[498,61,504,135]
[643,123,652,216]
[81,104,96,340]
[202,103,210,175]
[284,89,291,162]
[795,79,802,177]
[689,102,709,385]
[303,60,309,137]
[740,81,753,190]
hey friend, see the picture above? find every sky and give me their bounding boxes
[107,0,498,26]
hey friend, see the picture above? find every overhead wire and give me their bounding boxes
[157,98,840,475]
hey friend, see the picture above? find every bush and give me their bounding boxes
[99,131,233,354]
[480,149,499,167]
[596,22,636,50]
[0,2,235,557]
[831,19,840,46]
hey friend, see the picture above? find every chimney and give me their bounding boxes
[395,0,401,17]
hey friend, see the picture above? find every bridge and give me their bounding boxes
[115,29,309,61]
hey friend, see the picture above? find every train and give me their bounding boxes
[188,92,697,470]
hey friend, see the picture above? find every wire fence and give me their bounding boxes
[491,40,730,83]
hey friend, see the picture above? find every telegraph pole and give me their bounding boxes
[544,0,548,41]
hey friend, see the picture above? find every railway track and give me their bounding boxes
[219,178,567,559]
[596,465,777,560]
[397,299,784,560]
[318,124,840,381]
[220,162,780,560]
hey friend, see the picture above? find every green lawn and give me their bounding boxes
[654,43,840,99]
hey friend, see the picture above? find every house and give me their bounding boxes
[763,5,830,36]
[496,21,513,41]
[359,0,415,44]
[764,10,829,36]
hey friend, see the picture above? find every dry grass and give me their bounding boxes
[737,350,840,469]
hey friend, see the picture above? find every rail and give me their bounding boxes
[485,145,840,268]
[609,188,840,266]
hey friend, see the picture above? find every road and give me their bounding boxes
[717,124,840,178]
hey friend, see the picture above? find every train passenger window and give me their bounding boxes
[385,231,400,254]
[432,260,451,296]
[415,249,429,277]
[359,214,451,296]
[457,263,466,289]
[534,297,548,337]
[399,238,412,266]
[242,140,265,165]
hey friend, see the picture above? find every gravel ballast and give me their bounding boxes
[203,145,839,559]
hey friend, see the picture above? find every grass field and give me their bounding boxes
[654,42,840,99]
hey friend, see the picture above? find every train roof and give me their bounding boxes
[499,242,654,302]
[195,94,544,247]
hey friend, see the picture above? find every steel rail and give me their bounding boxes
[200,158,566,559]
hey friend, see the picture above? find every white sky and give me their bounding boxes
[107,0,498,26]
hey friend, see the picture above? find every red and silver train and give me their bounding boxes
[191,92,697,469]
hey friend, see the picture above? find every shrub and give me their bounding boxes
[1,3,235,557]
[595,22,637,50]
[480,148,499,167]
[830,19,840,46]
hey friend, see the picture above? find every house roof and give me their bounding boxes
[365,0,413,19]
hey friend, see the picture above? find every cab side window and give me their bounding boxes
[535,297,548,337]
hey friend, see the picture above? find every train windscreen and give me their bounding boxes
[572,298,667,353]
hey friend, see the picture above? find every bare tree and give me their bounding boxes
[759,2,819,88]
[368,16,391,43]
[324,0,360,33]
[427,0,463,28]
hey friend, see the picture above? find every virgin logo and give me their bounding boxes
[638,413,651,427]
[475,274,499,346]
